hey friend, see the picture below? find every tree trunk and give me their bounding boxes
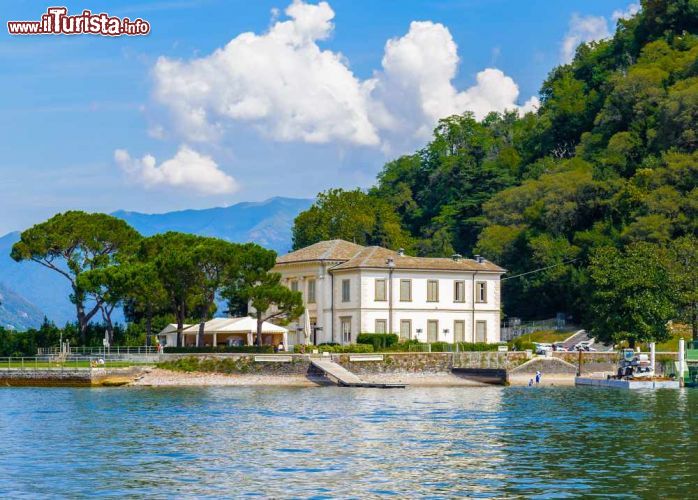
[197,319,205,347]
[101,304,115,344]
[257,316,263,347]
[176,304,185,348]
[76,302,88,345]
[145,302,152,348]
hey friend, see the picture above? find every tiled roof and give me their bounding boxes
[330,246,505,272]
[275,239,365,264]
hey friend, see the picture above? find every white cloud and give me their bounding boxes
[115,145,238,195]
[612,3,640,22]
[153,0,379,146]
[561,13,610,63]
[152,1,537,153]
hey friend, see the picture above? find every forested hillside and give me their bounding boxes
[292,0,698,340]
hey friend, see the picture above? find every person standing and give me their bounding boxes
[535,370,541,384]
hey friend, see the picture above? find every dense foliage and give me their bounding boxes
[10,214,303,349]
[356,333,400,350]
[292,1,698,344]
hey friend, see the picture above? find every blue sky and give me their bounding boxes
[0,0,638,234]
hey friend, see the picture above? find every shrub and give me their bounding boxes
[356,333,399,350]
[509,338,536,352]
[314,343,374,353]
[163,346,274,354]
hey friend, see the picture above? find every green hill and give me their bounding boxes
[292,0,698,336]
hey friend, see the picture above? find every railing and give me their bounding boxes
[500,318,577,342]
[37,346,158,356]
[0,356,153,371]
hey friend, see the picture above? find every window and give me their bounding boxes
[290,280,299,292]
[454,320,465,343]
[375,279,387,301]
[399,279,412,301]
[375,319,387,334]
[427,320,439,342]
[427,280,439,302]
[342,279,351,302]
[454,280,465,302]
[476,321,487,342]
[307,279,316,303]
[399,320,411,340]
[476,281,487,303]
[341,317,352,344]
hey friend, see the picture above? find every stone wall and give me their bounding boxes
[0,369,93,386]
[158,354,314,376]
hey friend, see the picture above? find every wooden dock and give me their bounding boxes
[310,358,406,388]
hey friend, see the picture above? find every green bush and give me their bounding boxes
[509,338,536,352]
[356,333,399,350]
[163,345,274,354]
[314,343,374,353]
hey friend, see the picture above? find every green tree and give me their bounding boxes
[588,243,676,347]
[191,238,239,347]
[143,232,204,347]
[244,273,304,346]
[222,244,302,346]
[669,235,698,340]
[292,188,412,251]
[10,211,140,343]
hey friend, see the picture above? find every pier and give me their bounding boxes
[310,358,406,388]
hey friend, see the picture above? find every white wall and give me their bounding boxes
[275,262,502,345]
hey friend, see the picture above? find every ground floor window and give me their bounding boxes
[476,320,487,343]
[454,320,465,343]
[427,320,438,343]
[375,319,387,334]
[340,317,352,344]
[399,320,411,340]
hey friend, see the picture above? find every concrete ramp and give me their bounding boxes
[310,359,405,388]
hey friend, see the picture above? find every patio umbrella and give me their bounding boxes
[303,309,312,345]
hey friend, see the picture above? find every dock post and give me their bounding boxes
[678,338,685,386]
[650,342,655,375]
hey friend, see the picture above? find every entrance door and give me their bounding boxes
[427,320,438,343]
[454,320,465,343]
[399,320,411,340]
[476,321,487,343]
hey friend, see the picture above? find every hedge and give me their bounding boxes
[163,346,275,354]
[313,343,374,353]
[356,333,399,350]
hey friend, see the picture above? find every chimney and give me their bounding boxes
[451,253,462,262]
[474,254,484,263]
[397,248,405,257]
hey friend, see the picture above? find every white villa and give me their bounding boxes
[157,317,288,348]
[273,240,505,346]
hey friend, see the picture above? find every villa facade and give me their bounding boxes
[273,240,505,346]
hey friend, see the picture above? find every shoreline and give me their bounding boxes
[129,368,500,388]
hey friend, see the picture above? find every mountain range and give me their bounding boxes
[0,197,312,329]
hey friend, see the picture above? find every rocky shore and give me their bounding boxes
[130,368,493,387]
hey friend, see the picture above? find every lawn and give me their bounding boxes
[643,324,694,352]
[517,329,575,344]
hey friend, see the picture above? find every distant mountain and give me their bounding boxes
[0,197,312,328]
[0,281,45,330]
[113,196,312,254]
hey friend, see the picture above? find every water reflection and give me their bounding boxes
[0,386,696,497]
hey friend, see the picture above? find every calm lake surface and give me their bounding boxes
[0,386,696,498]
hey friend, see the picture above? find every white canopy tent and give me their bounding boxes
[157,318,288,348]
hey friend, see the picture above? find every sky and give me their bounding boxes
[0,0,640,235]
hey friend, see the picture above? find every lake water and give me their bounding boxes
[0,386,696,498]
